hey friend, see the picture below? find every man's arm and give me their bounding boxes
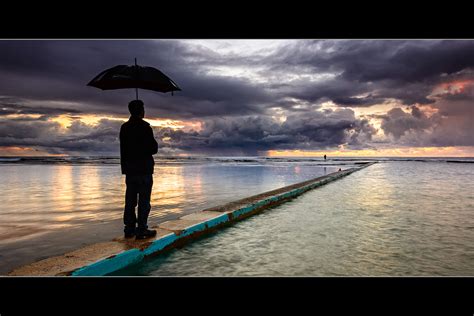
[119,125,127,174]
[119,126,125,158]
[146,125,158,155]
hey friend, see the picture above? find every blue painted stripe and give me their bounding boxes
[180,222,208,237]
[205,213,230,228]
[232,205,255,218]
[142,233,177,256]
[72,248,144,276]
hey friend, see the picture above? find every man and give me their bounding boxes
[120,100,158,240]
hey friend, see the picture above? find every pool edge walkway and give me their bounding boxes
[8,162,376,276]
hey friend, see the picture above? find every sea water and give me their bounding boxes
[0,156,349,274]
[111,159,474,276]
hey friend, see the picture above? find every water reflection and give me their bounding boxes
[152,166,189,219]
[0,163,341,245]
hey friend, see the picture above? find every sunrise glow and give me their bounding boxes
[267,146,474,158]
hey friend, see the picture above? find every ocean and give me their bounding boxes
[0,156,473,275]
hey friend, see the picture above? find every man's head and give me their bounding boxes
[128,100,145,118]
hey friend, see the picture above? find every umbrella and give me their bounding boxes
[87,58,181,99]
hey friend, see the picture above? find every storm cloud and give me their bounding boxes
[0,117,122,155]
[0,40,273,120]
[263,40,474,106]
[0,39,473,155]
[0,108,376,156]
[161,108,376,155]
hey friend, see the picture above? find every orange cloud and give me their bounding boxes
[48,114,203,132]
[432,79,474,97]
[0,146,65,156]
[267,146,474,157]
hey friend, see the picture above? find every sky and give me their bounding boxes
[0,39,473,157]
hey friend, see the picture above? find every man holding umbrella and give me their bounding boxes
[120,100,158,239]
[88,58,181,239]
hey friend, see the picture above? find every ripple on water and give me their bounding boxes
[113,161,474,276]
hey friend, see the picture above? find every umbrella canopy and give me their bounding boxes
[87,59,181,99]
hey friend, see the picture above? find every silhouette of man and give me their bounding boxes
[120,100,158,239]
[324,154,327,160]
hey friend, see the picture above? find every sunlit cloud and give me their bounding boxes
[267,146,474,157]
[46,114,202,132]
[0,146,65,156]
[430,79,474,98]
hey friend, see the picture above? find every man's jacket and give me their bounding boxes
[120,116,158,175]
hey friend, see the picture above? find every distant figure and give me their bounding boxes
[120,100,158,240]
[339,168,342,171]
[324,154,327,160]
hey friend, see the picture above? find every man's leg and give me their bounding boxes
[124,175,138,236]
[136,174,153,234]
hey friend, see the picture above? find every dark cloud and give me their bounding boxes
[156,108,377,156]
[331,95,386,107]
[0,40,272,120]
[428,97,474,147]
[379,103,474,147]
[272,40,474,83]
[0,97,82,117]
[0,108,376,156]
[380,106,434,139]
[0,40,473,155]
[275,78,369,106]
[4,39,473,118]
[0,118,121,155]
[267,40,474,106]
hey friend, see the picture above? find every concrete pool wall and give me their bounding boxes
[8,162,376,276]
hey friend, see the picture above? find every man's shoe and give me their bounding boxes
[135,229,157,240]
[124,232,135,238]
[124,227,136,238]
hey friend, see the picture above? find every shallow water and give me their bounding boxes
[113,161,474,276]
[0,158,346,274]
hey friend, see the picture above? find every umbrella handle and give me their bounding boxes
[135,58,139,100]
